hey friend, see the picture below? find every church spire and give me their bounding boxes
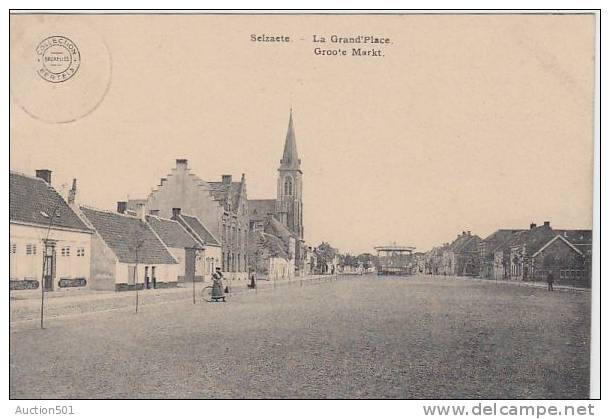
[279,109,301,171]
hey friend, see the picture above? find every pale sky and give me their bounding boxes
[10,13,596,254]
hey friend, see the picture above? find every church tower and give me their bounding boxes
[276,109,304,239]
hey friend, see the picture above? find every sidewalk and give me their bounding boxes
[9,274,341,323]
[423,274,590,292]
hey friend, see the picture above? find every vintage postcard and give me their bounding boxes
[8,10,599,405]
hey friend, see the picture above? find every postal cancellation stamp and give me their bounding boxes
[35,35,80,83]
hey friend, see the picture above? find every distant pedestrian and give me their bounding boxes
[211,267,226,302]
[546,271,554,291]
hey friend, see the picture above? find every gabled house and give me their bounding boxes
[170,208,222,282]
[130,158,249,280]
[10,170,92,291]
[144,212,203,283]
[80,205,178,291]
[554,229,593,282]
[248,230,292,280]
[248,216,296,279]
[304,246,317,276]
[442,231,482,276]
[507,222,556,281]
[425,245,447,275]
[505,221,590,285]
[479,229,524,279]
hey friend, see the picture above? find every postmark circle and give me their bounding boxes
[36,36,80,83]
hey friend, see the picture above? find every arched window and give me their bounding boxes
[284,177,293,196]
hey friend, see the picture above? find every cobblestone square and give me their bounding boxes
[10,275,590,399]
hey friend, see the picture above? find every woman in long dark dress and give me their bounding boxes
[211,267,225,301]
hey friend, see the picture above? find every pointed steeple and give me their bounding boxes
[279,109,301,171]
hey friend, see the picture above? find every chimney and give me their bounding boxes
[68,178,77,204]
[117,201,127,214]
[160,177,167,186]
[135,202,146,221]
[543,221,551,228]
[462,231,466,236]
[176,159,188,171]
[222,174,232,184]
[467,231,471,236]
[35,169,52,184]
[149,209,160,216]
[530,223,537,230]
[172,208,181,219]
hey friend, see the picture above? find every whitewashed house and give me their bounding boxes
[170,208,222,282]
[10,170,92,291]
[145,212,205,283]
[79,205,179,291]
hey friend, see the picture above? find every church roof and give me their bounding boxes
[248,199,276,222]
[279,110,301,171]
[265,216,296,242]
[208,180,243,209]
[248,230,289,259]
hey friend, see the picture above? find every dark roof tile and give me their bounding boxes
[10,172,90,232]
[80,206,177,265]
[177,214,221,247]
[146,215,202,249]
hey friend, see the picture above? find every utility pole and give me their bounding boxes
[133,225,145,314]
[135,245,139,313]
[39,208,60,329]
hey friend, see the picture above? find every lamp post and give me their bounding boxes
[133,238,145,314]
[39,209,60,329]
[130,221,145,314]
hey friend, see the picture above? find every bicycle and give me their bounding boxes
[201,284,228,302]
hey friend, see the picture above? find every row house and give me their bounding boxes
[504,222,591,286]
[442,231,481,276]
[118,205,222,284]
[424,245,447,274]
[554,229,593,283]
[478,229,524,279]
[248,216,296,279]
[304,246,318,276]
[170,208,222,281]
[131,159,249,280]
[80,205,179,291]
[10,170,92,291]
[144,211,205,283]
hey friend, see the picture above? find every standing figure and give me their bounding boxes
[546,270,555,291]
[248,271,256,289]
[212,267,226,302]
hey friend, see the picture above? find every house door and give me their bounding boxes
[185,249,196,283]
[144,266,149,289]
[151,266,157,289]
[43,246,56,291]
